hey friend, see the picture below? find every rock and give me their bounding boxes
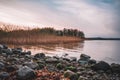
[1,49,12,55]
[17,66,35,80]
[111,63,120,74]
[21,51,31,55]
[78,60,88,65]
[34,53,45,58]
[0,72,9,79]
[24,62,39,70]
[0,62,4,70]
[5,65,17,72]
[56,63,65,70]
[80,54,91,61]
[62,57,70,62]
[38,63,45,69]
[70,57,77,62]
[78,76,88,80]
[45,57,59,63]
[64,70,78,80]
[12,48,21,54]
[16,48,22,52]
[0,44,8,49]
[65,66,77,72]
[91,61,111,71]
[0,44,4,49]
[88,59,96,64]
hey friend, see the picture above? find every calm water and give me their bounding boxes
[9,40,120,64]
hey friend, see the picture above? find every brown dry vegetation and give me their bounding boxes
[0,23,84,45]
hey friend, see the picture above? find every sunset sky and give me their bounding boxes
[0,0,120,37]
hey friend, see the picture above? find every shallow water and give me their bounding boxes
[9,40,120,64]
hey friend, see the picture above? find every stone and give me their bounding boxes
[0,72,9,79]
[88,59,97,64]
[45,57,59,63]
[34,53,45,58]
[12,48,21,54]
[21,51,31,55]
[1,49,12,55]
[5,65,17,72]
[38,63,45,69]
[78,60,88,65]
[70,57,77,62]
[24,62,39,70]
[91,61,111,71]
[0,62,4,70]
[17,66,35,80]
[78,76,88,80]
[56,63,65,70]
[65,66,77,72]
[80,54,91,61]
[2,44,8,49]
[64,70,78,80]
[111,63,120,74]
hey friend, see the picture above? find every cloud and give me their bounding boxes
[0,0,120,37]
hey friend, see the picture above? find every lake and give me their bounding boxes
[9,40,120,64]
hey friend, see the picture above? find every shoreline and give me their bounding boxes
[0,44,120,80]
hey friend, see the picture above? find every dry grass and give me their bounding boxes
[0,35,83,45]
[0,23,84,45]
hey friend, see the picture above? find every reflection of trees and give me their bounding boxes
[8,42,84,52]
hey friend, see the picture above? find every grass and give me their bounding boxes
[0,23,84,45]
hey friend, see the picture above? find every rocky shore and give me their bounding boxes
[0,44,120,80]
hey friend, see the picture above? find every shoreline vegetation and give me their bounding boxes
[0,44,120,80]
[0,22,84,45]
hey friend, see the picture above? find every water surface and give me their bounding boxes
[9,40,120,64]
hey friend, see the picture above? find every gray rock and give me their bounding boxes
[78,76,88,80]
[64,70,78,80]
[78,60,88,65]
[5,65,17,72]
[70,57,77,62]
[91,61,111,71]
[45,57,59,63]
[88,59,96,64]
[80,54,91,61]
[0,62,4,70]
[1,49,12,55]
[34,53,45,58]
[24,62,39,70]
[111,63,120,74]
[0,72,9,79]
[17,66,35,80]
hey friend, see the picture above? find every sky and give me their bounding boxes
[0,0,120,37]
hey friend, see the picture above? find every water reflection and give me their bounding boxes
[8,40,120,64]
[8,42,84,56]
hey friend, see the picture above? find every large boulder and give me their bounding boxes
[91,61,111,71]
[24,62,39,70]
[17,66,35,80]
